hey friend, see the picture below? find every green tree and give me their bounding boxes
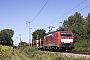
[80,13,90,47]
[63,12,84,42]
[85,13,90,39]
[63,12,84,30]
[0,29,14,46]
[32,29,46,41]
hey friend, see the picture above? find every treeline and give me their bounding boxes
[0,29,14,46]
[60,12,90,48]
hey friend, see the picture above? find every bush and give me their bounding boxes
[0,45,13,60]
[18,46,90,60]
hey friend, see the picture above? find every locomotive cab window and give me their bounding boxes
[67,33,72,36]
[61,33,66,36]
[60,33,72,36]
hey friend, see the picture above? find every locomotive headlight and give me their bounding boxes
[61,39,73,43]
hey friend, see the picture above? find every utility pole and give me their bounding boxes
[19,34,21,47]
[47,26,55,33]
[58,22,63,30]
[26,21,31,46]
[16,37,18,46]
[59,22,63,27]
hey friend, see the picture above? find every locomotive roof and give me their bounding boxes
[45,31,72,37]
[60,31,72,33]
[49,30,72,34]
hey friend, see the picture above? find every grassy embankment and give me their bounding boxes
[0,45,29,60]
[19,46,90,60]
[0,45,90,60]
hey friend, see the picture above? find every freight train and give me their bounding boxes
[32,30,74,51]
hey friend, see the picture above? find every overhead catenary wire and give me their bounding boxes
[78,4,90,12]
[45,0,90,32]
[22,24,28,36]
[45,0,87,28]
[22,0,49,35]
[30,0,49,23]
[53,4,90,28]
[21,0,49,43]
[52,0,87,23]
[22,0,89,34]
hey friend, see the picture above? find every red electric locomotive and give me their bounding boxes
[43,30,74,51]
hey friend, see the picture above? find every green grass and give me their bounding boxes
[0,45,13,60]
[0,45,29,60]
[0,45,90,60]
[19,46,90,60]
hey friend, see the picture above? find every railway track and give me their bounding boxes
[59,52,90,59]
[68,51,90,55]
[42,50,90,59]
[41,49,90,55]
[46,50,90,55]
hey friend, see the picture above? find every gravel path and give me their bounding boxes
[58,52,90,59]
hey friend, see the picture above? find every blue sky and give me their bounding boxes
[0,0,90,45]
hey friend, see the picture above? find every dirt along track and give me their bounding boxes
[42,50,90,59]
[59,51,90,59]
[67,51,90,55]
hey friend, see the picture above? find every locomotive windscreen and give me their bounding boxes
[61,33,72,36]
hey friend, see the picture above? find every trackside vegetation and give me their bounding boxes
[0,45,13,60]
[0,45,90,60]
[19,46,90,60]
